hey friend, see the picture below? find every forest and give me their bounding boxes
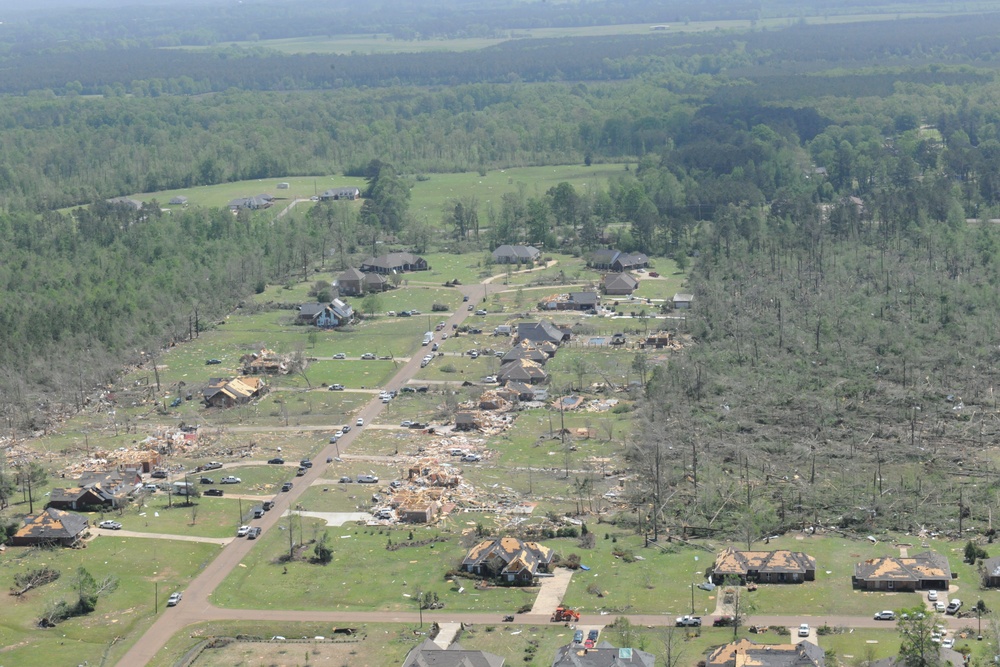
[3,2,1000,536]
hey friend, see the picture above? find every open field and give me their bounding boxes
[170,12,978,56]
[0,538,218,667]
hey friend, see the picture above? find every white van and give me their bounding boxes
[422,332,434,345]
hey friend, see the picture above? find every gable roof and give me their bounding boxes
[492,244,540,260]
[402,638,505,667]
[569,292,599,306]
[338,267,366,282]
[603,273,638,292]
[516,321,565,344]
[360,252,424,271]
[462,536,553,577]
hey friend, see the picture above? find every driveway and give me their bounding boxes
[529,568,574,615]
[92,528,233,545]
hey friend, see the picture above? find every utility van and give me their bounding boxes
[422,332,434,346]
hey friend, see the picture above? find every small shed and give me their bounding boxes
[673,293,694,309]
[276,182,290,189]
[168,195,188,205]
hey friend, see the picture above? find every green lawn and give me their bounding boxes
[211,522,544,613]
[0,538,218,667]
[92,494,245,538]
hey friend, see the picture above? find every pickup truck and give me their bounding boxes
[676,615,702,627]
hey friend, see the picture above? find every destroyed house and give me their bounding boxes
[710,547,816,584]
[241,349,286,375]
[11,508,89,547]
[852,551,952,591]
[551,641,656,667]
[707,639,825,667]
[454,412,478,431]
[462,536,554,584]
[401,639,505,667]
[202,376,268,408]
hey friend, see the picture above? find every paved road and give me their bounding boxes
[113,281,489,667]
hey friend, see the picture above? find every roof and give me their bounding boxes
[298,303,327,318]
[360,252,424,270]
[498,359,548,382]
[15,508,89,541]
[983,556,1000,578]
[569,292,599,306]
[462,536,553,576]
[516,321,565,344]
[501,344,548,365]
[107,196,143,210]
[338,267,365,282]
[364,272,388,285]
[551,641,656,667]
[713,547,816,577]
[854,551,951,583]
[492,244,540,260]
[401,638,505,667]
[603,273,638,291]
[321,187,360,197]
[673,293,694,302]
[708,639,825,667]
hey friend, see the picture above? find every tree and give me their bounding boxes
[965,540,987,564]
[16,462,47,514]
[723,575,757,639]
[314,531,333,564]
[898,605,942,667]
[361,292,383,318]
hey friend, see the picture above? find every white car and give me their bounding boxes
[927,591,938,602]
[798,624,810,637]
[333,353,346,359]
[220,476,241,484]
[934,601,946,612]
[167,592,182,606]
[356,417,364,426]
[360,352,376,360]
[941,638,955,649]
[98,520,122,530]
[236,525,250,537]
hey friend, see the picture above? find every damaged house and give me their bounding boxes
[852,551,952,591]
[461,536,554,585]
[11,508,90,547]
[203,376,268,408]
[710,547,816,584]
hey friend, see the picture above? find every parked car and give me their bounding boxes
[467,304,474,311]
[343,425,351,432]
[463,295,469,302]
[475,309,487,315]
[267,457,284,464]
[339,476,354,483]
[401,386,416,393]
[281,482,293,492]
[220,476,241,484]
[588,629,599,641]
[236,525,250,537]
[204,489,224,496]
[296,467,307,476]
[798,624,810,637]
[399,310,412,317]
[574,630,583,643]
[205,358,222,365]
[328,384,345,391]
[150,470,168,479]
[332,353,346,359]
[357,474,378,483]
[262,501,274,511]
[874,610,896,621]
[946,600,962,615]
[98,520,122,530]
[167,592,183,606]
[356,417,364,426]
[928,591,938,602]
[360,352,376,360]
[713,615,733,627]
[144,484,159,492]
[202,461,223,470]
[942,638,955,649]
[300,459,312,468]
[648,271,660,277]
[247,527,262,539]
[199,477,214,484]
[935,601,946,612]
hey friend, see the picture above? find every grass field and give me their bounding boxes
[0,538,218,667]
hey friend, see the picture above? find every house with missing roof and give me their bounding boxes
[48,469,142,511]
[202,376,268,408]
[852,551,952,591]
[710,547,816,584]
[461,536,554,584]
[401,639,504,667]
[707,639,825,667]
[10,508,90,547]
